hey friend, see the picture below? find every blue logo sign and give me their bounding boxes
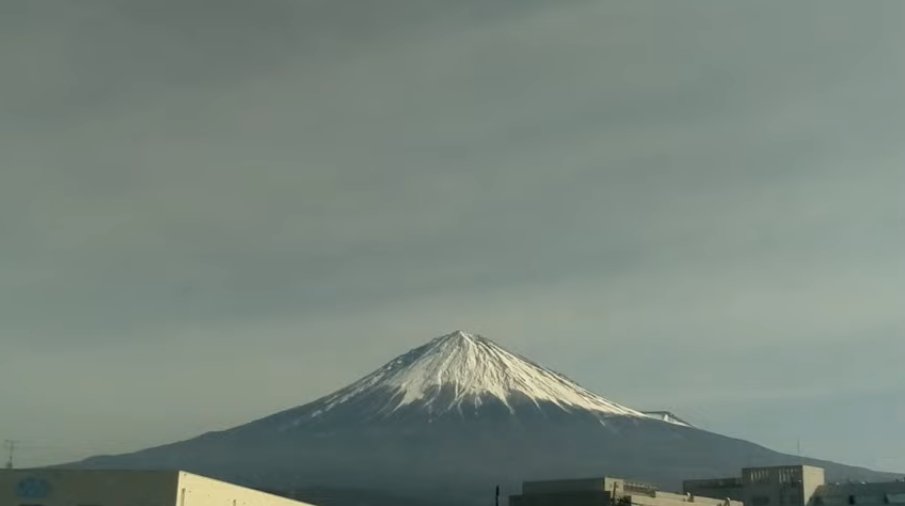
[16,477,52,499]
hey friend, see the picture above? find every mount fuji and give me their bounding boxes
[274,330,648,424]
[72,331,894,506]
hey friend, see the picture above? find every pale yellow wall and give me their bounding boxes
[0,470,315,506]
[801,466,826,506]
[176,472,316,506]
[0,469,177,506]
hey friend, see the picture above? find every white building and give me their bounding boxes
[0,469,317,506]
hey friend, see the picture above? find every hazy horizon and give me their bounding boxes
[2,0,903,473]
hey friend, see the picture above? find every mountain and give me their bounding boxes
[268,329,647,425]
[72,331,895,506]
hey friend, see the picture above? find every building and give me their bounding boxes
[510,476,742,506]
[684,466,826,506]
[0,469,317,506]
[812,479,905,506]
[685,465,905,506]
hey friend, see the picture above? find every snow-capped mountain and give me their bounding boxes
[289,330,647,422]
[73,331,896,506]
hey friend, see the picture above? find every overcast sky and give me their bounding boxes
[2,0,904,473]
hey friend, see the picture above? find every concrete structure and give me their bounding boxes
[513,466,905,506]
[685,466,826,506]
[685,465,905,506]
[0,469,317,506]
[511,476,742,506]
[812,480,905,506]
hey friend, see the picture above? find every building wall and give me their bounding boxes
[511,477,742,506]
[740,466,825,506]
[176,472,316,506]
[509,490,741,506]
[814,481,905,506]
[800,466,826,506]
[0,470,316,506]
[628,490,741,506]
[743,467,801,506]
[523,467,905,506]
[685,466,827,506]
[683,477,745,503]
[0,469,178,506]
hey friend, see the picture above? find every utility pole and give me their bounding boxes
[3,440,18,469]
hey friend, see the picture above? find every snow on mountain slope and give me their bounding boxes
[642,411,693,427]
[299,330,651,420]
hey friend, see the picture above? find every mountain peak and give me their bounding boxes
[448,329,474,339]
[298,331,648,422]
[431,329,482,345]
[422,330,491,355]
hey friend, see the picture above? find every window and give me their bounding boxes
[887,494,905,505]
[753,496,771,506]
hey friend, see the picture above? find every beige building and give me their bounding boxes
[0,469,317,506]
[510,476,743,506]
[685,466,826,506]
[685,465,905,506]
[813,479,905,506]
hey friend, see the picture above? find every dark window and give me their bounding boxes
[849,496,856,505]
[753,497,771,506]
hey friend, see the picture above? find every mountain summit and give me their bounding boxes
[298,330,645,421]
[74,331,895,506]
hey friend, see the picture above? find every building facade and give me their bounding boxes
[685,466,826,506]
[685,465,905,506]
[813,480,905,506]
[512,466,905,506]
[511,476,742,506]
[0,469,317,506]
